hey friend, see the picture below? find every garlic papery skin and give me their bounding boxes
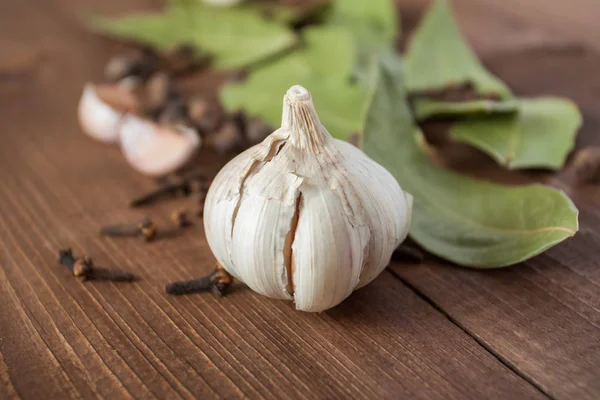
[77,83,137,143]
[204,85,412,312]
[119,115,201,177]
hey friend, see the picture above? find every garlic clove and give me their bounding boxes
[204,132,289,281]
[291,186,368,312]
[229,160,302,300]
[119,115,201,176]
[333,140,413,289]
[77,82,139,143]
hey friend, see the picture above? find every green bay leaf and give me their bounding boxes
[412,97,519,121]
[362,54,579,268]
[404,0,512,118]
[261,0,332,26]
[329,0,397,38]
[220,26,367,140]
[89,2,297,69]
[327,0,397,84]
[450,98,582,170]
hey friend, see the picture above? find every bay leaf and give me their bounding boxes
[411,97,519,121]
[89,2,297,69]
[450,98,582,170]
[404,0,513,118]
[329,0,397,38]
[327,0,398,83]
[362,53,579,268]
[262,0,332,26]
[220,26,367,140]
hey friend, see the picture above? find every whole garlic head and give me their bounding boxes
[204,85,412,312]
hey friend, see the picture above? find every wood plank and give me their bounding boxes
[392,3,600,399]
[0,0,548,399]
[466,0,600,54]
[401,0,600,53]
[400,0,580,56]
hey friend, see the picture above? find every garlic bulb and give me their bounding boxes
[204,85,412,312]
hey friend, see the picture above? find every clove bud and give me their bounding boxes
[170,208,193,228]
[104,49,156,82]
[129,169,207,207]
[187,96,222,134]
[57,248,136,282]
[161,44,211,75]
[99,217,157,241]
[205,120,243,154]
[165,263,233,296]
[144,72,172,114]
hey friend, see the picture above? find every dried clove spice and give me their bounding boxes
[144,72,173,114]
[187,96,223,134]
[161,44,211,75]
[165,263,233,296]
[205,119,243,154]
[170,208,193,228]
[572,146,600,183]
[99,217,157,241]
[158,99,189,127]
[104,49,156,82]
[129,169,207,207]
[57,248,136,282]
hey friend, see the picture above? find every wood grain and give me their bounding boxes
[393,2,600,399]
[465,0,600,54]
[0,0,597,399]
[0,2,549,399]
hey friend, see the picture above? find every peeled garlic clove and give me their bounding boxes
[204,85,413,312]
[77,82,139,143]
[119,115,201,176]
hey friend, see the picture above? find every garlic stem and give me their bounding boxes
[282,85,329,153]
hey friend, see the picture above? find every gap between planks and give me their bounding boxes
[386,268,554,400]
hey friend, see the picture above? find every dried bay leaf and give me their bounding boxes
[362,53,579,268]
[327,0,398,83]
[404,0,514,119]
[451,98,582,170]
[405,0,510,97]
[328,0,397,39]
[89,2,297,69]
[220,0,397,140]
[220,26,367,140]
[411,97,519,120]
[262,0,332,26]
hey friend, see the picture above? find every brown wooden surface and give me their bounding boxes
[0,0,599,399]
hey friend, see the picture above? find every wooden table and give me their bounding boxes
[1,0,599,399]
